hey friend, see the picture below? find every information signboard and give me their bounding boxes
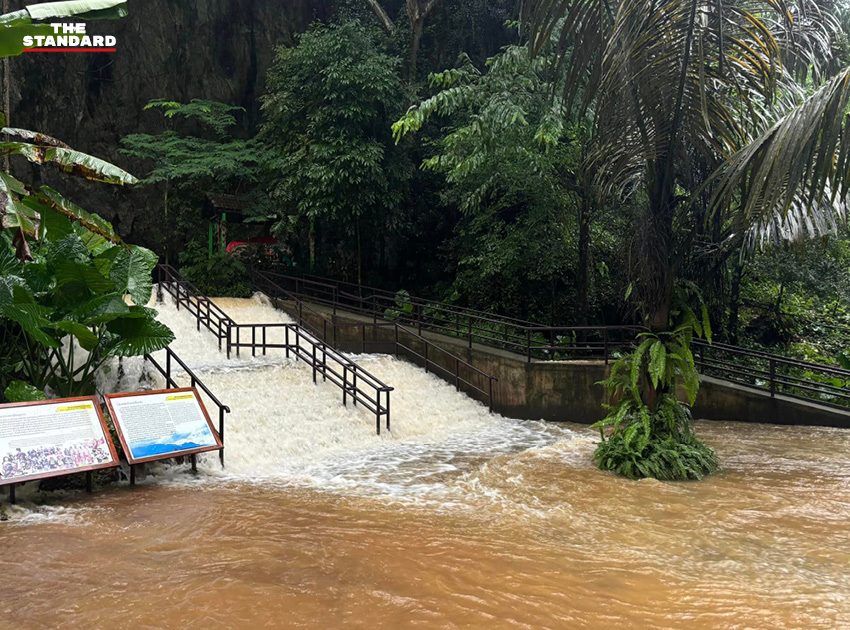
[105,388,222,464]
[0,397,119,486]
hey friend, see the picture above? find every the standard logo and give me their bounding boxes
[22,22,116,52]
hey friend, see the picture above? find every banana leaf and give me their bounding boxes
[0,141,138,185]
[36,186,121,242]
[0,1,128,58]
[25,0,129,21]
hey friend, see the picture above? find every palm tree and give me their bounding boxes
[522,0,850,330]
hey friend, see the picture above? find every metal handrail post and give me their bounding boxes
[769,359,776,397]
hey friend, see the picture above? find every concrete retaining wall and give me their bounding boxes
[268,297,850,428]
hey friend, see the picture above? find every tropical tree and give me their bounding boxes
[521,0,847,329]
[495,0,850,479]
[261,20,410,283]
[120,99,271,264]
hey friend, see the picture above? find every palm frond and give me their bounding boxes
[709,66,850,244]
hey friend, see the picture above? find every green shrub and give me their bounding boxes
[180,252,252,298]
[593,326,719,481]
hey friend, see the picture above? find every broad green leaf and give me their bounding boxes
[37,186,121,243]
[105,315,174,356]
[0,142,138,185]
[25,196,74,241]
[2,301,60,347]
[1,198,40,236]
[0,171,26,194]
[648,340,667,389]
[26,0,129,21]
[0,22,53,58]
[71,291,129,324]
[0,127,69,148]
[46,232,89,268]
[52,320,98,351]
[53,259,114,294]
[0,274,26,309]
[701,303,712,344]
[45,147,138,185]
[0,239,19,275]
[110,245,157,305]
[4,380,46,402]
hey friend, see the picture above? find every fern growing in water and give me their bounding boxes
[593,324,719,481]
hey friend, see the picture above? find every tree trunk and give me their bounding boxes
[728,259,745,344]
[356,216,362,286]
[405,0,443,83]
[364,0,395,32]
[409,16,425,82]
[577,197,591,325]
[309,218,316,271]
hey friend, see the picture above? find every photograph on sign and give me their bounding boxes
[105,388,222,464]
[0,397,119,486]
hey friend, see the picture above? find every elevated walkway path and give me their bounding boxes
[253,270,850,429]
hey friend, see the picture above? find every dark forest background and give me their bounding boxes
[5,0,850,366]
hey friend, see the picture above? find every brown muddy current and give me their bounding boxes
[2,421,849,630]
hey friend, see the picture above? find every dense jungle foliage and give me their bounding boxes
[4,0,850,480]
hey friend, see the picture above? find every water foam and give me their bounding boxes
[107,290,590,512]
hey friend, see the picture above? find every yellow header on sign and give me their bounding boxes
[166,394,195,402]
[57,404,93,412]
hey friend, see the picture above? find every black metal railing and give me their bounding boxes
[227,321,393,434]
[256,270,637,363]
[252,271,498,411]
[263,269,850,411]
[144,346,231,466]
[156,265,393,434]
[157,264,234,351]
[693,340,850,409]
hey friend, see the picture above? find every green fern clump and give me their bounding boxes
[593,396,719,480]
[593,324,720,481]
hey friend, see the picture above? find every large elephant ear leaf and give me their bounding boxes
[105,314,174,356]
[110,245,158,305]
[53,320,99,351]
[72,291,130,324]
[53,259,114,294]
[2,301,60,347]
[46,232,90,268]
[0,237,20,275]
[4,380,46,403]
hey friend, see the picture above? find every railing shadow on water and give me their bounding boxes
[156,264,393,434]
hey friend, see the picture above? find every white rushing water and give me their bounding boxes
[101,290,590,510]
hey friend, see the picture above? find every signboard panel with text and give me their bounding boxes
[0,397,119,486]
[105,388,222,464]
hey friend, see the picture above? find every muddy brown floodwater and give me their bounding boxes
[1,421,849,630]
